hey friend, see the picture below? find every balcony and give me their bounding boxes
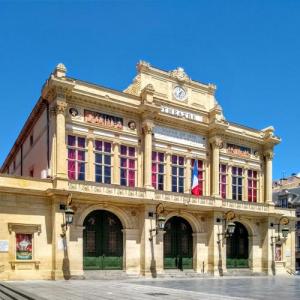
[67,180,281,216]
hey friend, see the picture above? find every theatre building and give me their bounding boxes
[0,61,296,280]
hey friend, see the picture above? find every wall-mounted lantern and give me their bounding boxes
[270,216,290,243]
[216,210,236,244]
[149,203,166,241]
[60,194,74,237]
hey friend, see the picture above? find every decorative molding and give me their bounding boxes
[209,136,223,149]
[142,120,154,135]
[153,126,206,148]
[50,101,67,116]
[264,150,274,160]
[169,67,190,82]
[8,223,41,235]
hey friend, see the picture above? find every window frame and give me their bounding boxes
[119,144,137,187]
[171,155,185,193]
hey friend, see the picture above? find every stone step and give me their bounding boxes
[157,270,209,278]
[224,268,266,276]
[83,270,139,280]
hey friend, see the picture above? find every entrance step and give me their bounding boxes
[83,270,139,280]
[158,269,209,278]
[224,268,266,276]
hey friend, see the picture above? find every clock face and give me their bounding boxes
[173,86,187,100]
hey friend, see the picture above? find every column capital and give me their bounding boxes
[142,120,154,135]
[264,150,274,160]
[209,136,223,149]
[51,100,67,116]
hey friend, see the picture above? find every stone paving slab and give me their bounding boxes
[3,276,300,300]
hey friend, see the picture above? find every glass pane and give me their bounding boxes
[120,145,127,155]
[78,137,85,148]
[68,149,75,159]
[253,181,257,188]
[152,151,157,161]
[238,168,243,176]
[95,153,102,164]
[120,178,126,186]
[178,156,184,165]
[172,166,177,175]
[95,174,102,183]
[232,167,237,174]
[178,186,184,193]
[179,177,184,187]
[158,174,164,184]
[104,176,111,184]
[78,172,85,181]
[129,159,135,169]
[128,170,135,186]
[104,142,111,153]
[172,176,177,186]
[232,177,237,184]
[68,135,75,146]
[238,177,242,185]
[179,168,184,176]
[78,150,85,161]
[238,186,242,195]
[253,171,257,178]
[95,140,102,151]
[78,162,85,174]
[172,155,177,164]
[104,166,111,177]
[104,155,111,165]
[172,185,177,192]
[158,152,164,162]
[120,169,126,179]
[152,163,157,173]
[95,164,102,175]
[121,158,127,168]
[248,179,252,188]
[198,160,203,169]
[128,147,135,157]
[158,164,164,173]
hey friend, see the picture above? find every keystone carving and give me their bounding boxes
[169,67,190,82]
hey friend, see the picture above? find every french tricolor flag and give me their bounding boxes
[191,159,200,196]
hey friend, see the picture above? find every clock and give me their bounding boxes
[173,86,187,101]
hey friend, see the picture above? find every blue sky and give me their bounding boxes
[0,0,299,179]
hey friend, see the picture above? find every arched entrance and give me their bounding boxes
[226,222,249,268]
[164,216,193,270]
[83,210,123,270]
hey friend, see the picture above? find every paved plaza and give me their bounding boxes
[1,276,300,300]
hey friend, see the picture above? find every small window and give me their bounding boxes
[30,134,34,147]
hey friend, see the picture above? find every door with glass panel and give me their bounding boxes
[164,217,193,270]
[83,210,123,270]
[226,222,249,268]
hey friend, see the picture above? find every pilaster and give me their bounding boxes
[142,120,154,189]
[264,149,274,203]
[113,141,120,185]
[87,132,94,182]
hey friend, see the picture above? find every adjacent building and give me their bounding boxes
[273,174,300,271]
[0,61,295,280]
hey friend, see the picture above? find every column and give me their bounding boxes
[209,136,223,197]
[185,157,191,193]
[264,150,274,203]
[142,120,154,189]
[244,166,248,201]
[53,100,68,179]
[113,141,120,185]
[207,211,226,275]
[87,132,94,182]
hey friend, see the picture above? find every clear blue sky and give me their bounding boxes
[0,0,299,179]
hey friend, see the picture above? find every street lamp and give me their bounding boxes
[270,217,290,243]
[216,211,236,244]
[149,203,166,241]
[60,194,74,237]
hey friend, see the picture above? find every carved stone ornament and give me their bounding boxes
[169,67,190,82]
[51,101,67,116]
[69,107,79,117]
[128,121,137,130]
[210,136,223,149]
[264,150,274,160]
[142,84,155,93]
[142,121,154,135]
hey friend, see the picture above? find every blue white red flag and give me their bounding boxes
[191,159,200,196]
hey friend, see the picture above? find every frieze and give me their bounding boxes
[84,109,123,130]
[153,126,206,148]
[160,106,203,122]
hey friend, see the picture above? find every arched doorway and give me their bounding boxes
[164,216,193,270]
[83,210,123,270]
[226,222,249,268]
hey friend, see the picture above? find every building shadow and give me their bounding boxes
[217,237,224,276]
[149,223,157,278]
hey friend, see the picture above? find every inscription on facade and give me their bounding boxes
[84,109,123,129]
[153,126,206,148]
[160,106,203,122]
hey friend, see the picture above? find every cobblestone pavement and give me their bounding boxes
[3,276,300,300]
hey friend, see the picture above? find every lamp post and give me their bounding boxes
[149,203,166,241]
[217,211,236,244]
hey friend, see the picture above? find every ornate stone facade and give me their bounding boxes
[0,62,295,280]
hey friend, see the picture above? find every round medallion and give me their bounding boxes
[280,217,289,225]
[173,86,187,101]
[69,107,79,117]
